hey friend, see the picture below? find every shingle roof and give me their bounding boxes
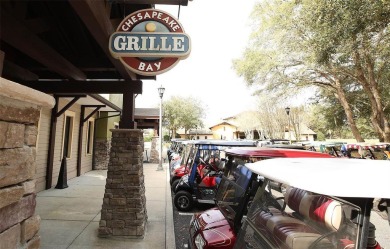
[135,108,160,118]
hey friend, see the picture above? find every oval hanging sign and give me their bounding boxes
[109,9,191,76]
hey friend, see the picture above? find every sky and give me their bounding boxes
[134,1,259,127]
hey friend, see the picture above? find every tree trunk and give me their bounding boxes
[172,128,176,138]
[354,51,390,142]
[334,79,365,142]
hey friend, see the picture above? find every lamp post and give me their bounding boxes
[157,85,165,171]
[285,107,291,144]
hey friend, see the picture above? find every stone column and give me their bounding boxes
[149,136,159,163]
[0,77,55,249]
[98,129,147,238]
[93,138,111,170]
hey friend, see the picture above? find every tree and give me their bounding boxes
[163,96,205,139]
[234,111,261,139]
[301,0,390,142]
[163,96,183,139]
[254,95,287,139]
[233,0,390,142]
[288,106,308,142]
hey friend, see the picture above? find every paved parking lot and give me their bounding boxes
[172,201,214,249]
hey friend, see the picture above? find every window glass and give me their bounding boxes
[86,120,94,155]
[62,114,74,158]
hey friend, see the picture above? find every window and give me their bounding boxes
[205,136,207,139]
[86,119,94,155]
[62,111,75,159]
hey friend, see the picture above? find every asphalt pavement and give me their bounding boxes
[172,200,214,249]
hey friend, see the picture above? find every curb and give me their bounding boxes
[165,163,176,249]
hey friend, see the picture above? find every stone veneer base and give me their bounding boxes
[98,129,147,238]
[0,77,55,249]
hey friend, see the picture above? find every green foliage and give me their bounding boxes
[316,131,326,141]
[163,96,205,138]
[234,0,390,141]
[143,129,154,142]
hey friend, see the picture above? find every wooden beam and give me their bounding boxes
[0,9,87,80]
[77,105,103,176]
[46,96,58,189]
[83,105,105,122]
[89,94,122,112]
[21,80,142,94]
[77,106,86,177]
[3,60,39,81]
[120,91,137,129]
[56,96,85,117]
[0,51,4,76]
[136,122,159,128]
[69,0,137,80]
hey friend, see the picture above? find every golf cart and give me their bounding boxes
[188,158,389,249]
[341,143,390,159]
[169,140,195,173]
[167,138,187,163]
[187,148,334,248]
[173,140,257,211]
[303,141,346,157]
[170,140,198,191]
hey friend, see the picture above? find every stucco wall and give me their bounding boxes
[210,124,238,140]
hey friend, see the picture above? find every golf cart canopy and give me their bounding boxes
[245,158,390,198]
[192,140,257,150]
[343,142,390,150]
[225,147,333,158]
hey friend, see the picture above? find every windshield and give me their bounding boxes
[234,179,361,249]
[215,176,247,222]
[183,145,197,171]
[187,145,228,184]
[180,144,193,168]
[215,163,257,231]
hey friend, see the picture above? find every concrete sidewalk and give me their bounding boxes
[35,163,175,249]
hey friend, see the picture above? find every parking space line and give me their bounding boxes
[178,212,194,216]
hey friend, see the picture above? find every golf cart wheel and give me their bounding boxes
[174,191,193,211]
[171,179,180,192]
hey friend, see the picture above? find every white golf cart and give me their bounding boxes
[226,158,389,249]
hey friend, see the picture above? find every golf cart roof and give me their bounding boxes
[225,148,333,158]
[245,158,390,198]
[263,144,305,150]
[192,140,257,146]
[344,143,390,150]
[170,138,187,142]
[306,141,345,147]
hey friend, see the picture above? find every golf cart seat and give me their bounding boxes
[254,186,344,249]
